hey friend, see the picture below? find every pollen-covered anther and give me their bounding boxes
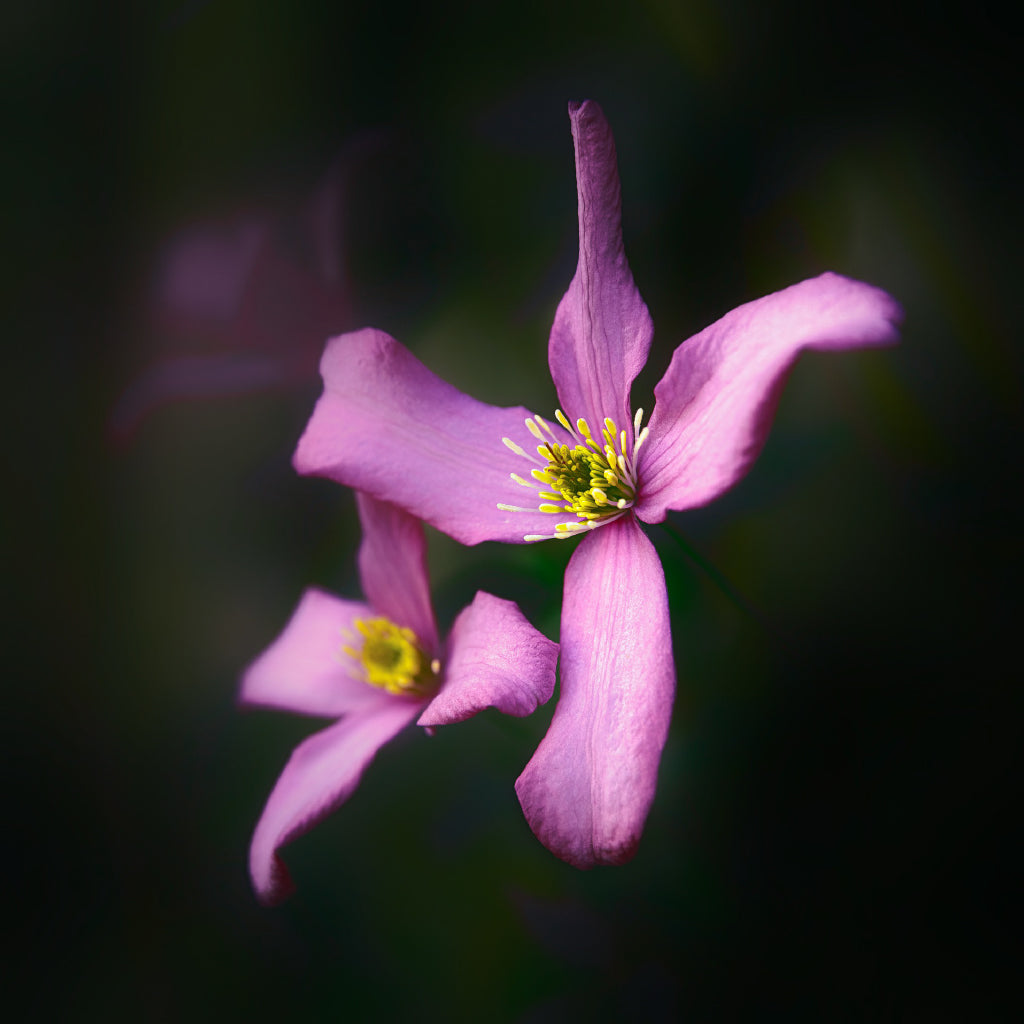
[501,407,648,542]
[342,617,439,697]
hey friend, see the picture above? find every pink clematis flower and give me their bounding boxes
[293,101,902,868]
[241,492,558,903]
[109,158,351,442]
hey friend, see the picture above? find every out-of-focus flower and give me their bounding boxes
[241,492,557,904]
[292,101,902,868]
[109,158,351,440]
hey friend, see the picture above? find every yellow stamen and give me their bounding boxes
[343,616,438,697]
[503,437,532,459]
[502,408,648,542]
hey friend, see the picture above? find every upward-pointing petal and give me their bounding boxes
[294,328,561,545]
[355,493,438,653]
[637,273,902,522]
[515,518,675,868]
[548,101,653,432]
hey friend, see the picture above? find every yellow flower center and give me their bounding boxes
[498,408,649,542]
[343,617,440,697]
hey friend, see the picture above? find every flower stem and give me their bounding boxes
[656,520,773,635]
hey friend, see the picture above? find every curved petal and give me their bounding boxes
[417,592,557,726]
[355,492,438,652]
[637,273,903,521]
[548,100,653,433]
[293,328,563,545]
[240,588,381,717]
[249,696,423,904]
[515,518,675,868]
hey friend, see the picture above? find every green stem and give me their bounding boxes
[656,520,773,634]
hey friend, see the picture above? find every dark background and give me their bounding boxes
[5,0,1019,1019]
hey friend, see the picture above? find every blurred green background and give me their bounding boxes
[5,0,1018,1019]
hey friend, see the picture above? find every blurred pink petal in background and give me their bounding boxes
[109,155,353,441]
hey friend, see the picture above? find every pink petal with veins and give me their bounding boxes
[419,591,557,726]
[293,328,561,545]
[249,698,423,904]
[355,492,438,652]
[515,518,675,868]
[548,100,654,433]
[637,272,902,521]
[240,588,379,718]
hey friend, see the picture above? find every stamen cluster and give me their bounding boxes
[343,617,441,697]
[499,408,649,542]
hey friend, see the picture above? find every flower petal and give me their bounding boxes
[293,328,562,545]
[417,592,557,726]
[355,492,438,653]
[249,697,422,904]
[637,273,903,521]
[107,353,281,441]
[240,588,382,718]
[548,100,654,432]
[515,517,675,868]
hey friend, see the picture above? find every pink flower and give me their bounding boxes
[241,492,558,903]
[292,101,902,868]
[109,159,350,442]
